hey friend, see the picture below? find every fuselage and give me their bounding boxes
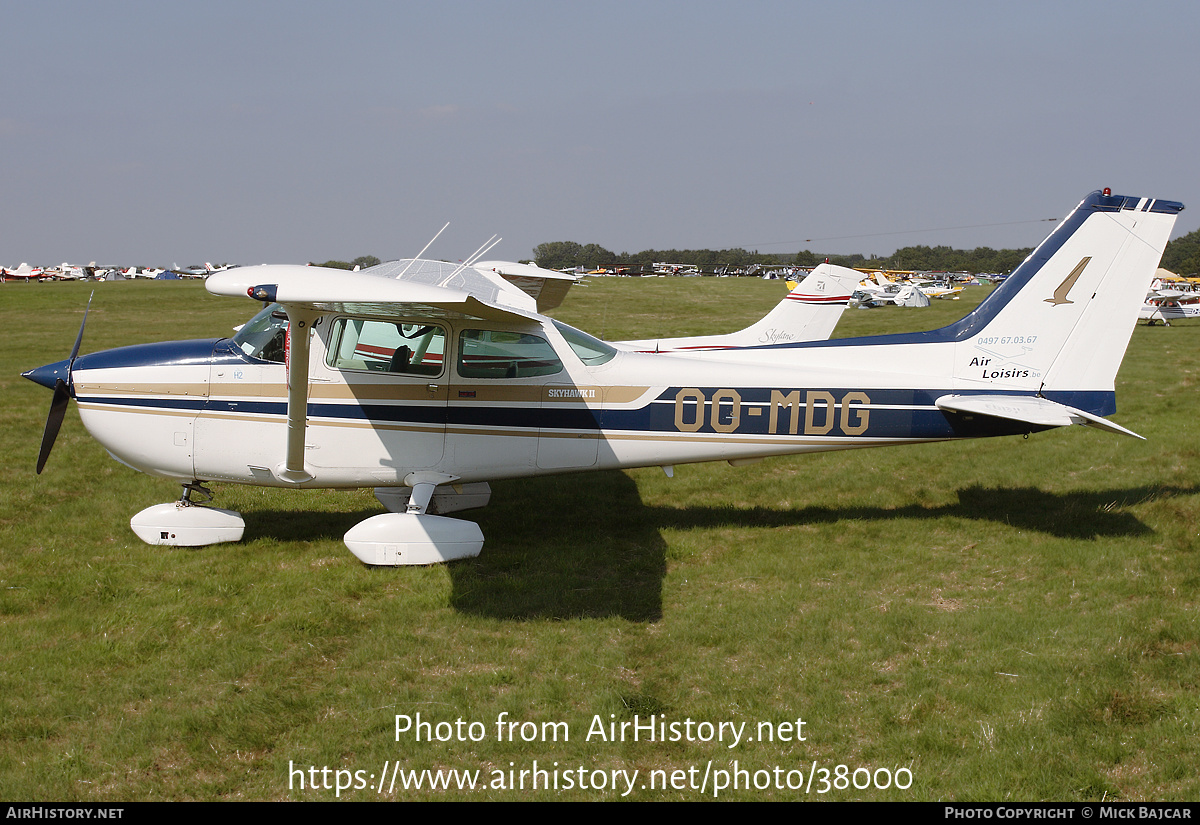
[49,300,1058,490]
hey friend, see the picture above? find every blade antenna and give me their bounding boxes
[441,235,501,285]
[465,235,503,266]
[396,222,450,278]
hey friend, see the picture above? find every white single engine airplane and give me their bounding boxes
[24,189,1182,565]
[1139,283,1200,325]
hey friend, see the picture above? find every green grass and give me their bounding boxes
[2,278,1199,800]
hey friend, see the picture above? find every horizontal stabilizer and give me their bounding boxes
[935,394,1143,439]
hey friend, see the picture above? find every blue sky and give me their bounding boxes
[3,1,1197,266]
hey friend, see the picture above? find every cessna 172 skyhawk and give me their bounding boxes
[23,189,1182,565]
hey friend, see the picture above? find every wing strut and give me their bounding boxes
[276,308,319,483]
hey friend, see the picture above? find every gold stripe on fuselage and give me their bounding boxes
[79,381,655,405]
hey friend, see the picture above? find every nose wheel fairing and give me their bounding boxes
[130,483,246,547]
[130,501,247,547]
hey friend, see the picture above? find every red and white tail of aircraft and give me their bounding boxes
[617,262,862,353]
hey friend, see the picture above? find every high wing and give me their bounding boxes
[206,263,541,324]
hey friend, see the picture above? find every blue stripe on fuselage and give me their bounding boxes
[78,386,1115,441]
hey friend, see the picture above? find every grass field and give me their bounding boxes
[2,277,1198,801]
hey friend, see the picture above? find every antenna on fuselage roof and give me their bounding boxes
[465,235,502,266]
[440,234,503,285]
[396,222,451,278]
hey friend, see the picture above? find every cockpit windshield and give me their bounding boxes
[231,303,288,362]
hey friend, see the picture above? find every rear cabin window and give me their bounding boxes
[457,329,563,379]
[327,319,447,376]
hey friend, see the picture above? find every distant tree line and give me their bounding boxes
[533,232,1200,276]
[531,241,801,272]
[807,245,1036,276]
[533,240,1036,275]
[313,256,382,270]
[1161,227,1200,276]
[314,228,1200,278]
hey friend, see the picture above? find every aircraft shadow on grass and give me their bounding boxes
[456,473,1193,622]
[228,472,1193,623]
[646,482,1183,540]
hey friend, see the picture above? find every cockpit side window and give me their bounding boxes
[551,319,617,366]
[231,303,288,363]
[326,317,447,376]
[457,329,563,379]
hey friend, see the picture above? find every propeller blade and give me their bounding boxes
[34,293,92,474]
[69,292,94,366]
[36,379,71,474]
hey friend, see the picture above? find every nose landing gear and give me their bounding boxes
[129,481,246,547]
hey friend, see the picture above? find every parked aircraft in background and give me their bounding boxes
[170,263,232,278]
[3,263,44,282]
[909,279,964,300]
[1140,279,1200,325]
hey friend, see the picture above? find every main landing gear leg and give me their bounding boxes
[129,481,246,547]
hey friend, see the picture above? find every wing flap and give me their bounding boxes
[473,261,578,312]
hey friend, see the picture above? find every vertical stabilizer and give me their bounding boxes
[949,191,1182,412]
